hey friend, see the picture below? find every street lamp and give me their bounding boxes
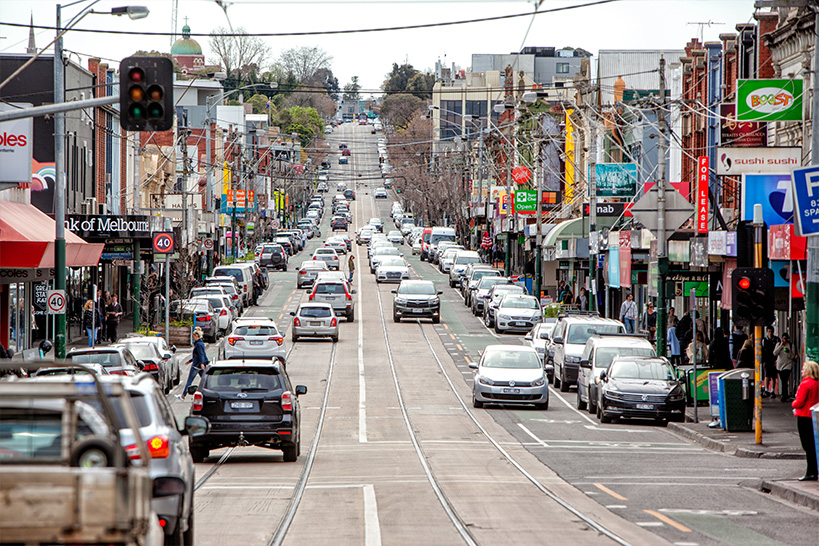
[54,0,150,359]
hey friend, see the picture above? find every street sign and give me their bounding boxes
[46,289,66,314]
[152,232,174,254]
[512,189,537,213]
[271,219,280,229]
[791,165,819,237]
[203,238,214,250]
[630,185,694,238]
[512,165,531,185]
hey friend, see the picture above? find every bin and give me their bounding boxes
[718,368,754,432]
[681,366,724,406]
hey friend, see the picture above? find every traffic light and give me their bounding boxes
[119,56,173,131]
[732,267,774,327]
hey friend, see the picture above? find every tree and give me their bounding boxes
[272,46,333,85]
[273,106,322,147]
[380,93,424,131]
[406,71,435,99]
[383,62,419,94]
[281,87,336,121]
[208,27,270,80]
[343,76,361,101]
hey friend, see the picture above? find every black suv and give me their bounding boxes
[392,280,442,324]
[187,359,307,462]
[260,244,287,270]
[331,217,348,231]
[344,189,356,201]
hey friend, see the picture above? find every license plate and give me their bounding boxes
[412,308,423,313]
[231,402,253,409]
[310,321,322,327]
[325,296,337,300]
[503,388,521,394]
[636,403,654,410]
[248,340,263,346]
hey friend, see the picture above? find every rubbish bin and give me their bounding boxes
[718,369,754,432]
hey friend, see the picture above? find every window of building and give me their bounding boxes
[440,100,461,141]
[556,63,570,74]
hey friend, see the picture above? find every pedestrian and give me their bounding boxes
[668,306,677,326]
[667,317,681,365]
[176,329,209,401]
[761,326,780,398]
[562,284,574,305]
[575,288,588,311]
[707,328,731,369]
[730,323,747,367]
[97,290,110,343]
[738,338,755,369]
[687,329,709,365]
[82,300,99,348]
[105,294,123,344]
[619,293,637,333]
[348,253,356,283]
[643,302,657,342]
[792,360,819,481]
[774,333,795,402]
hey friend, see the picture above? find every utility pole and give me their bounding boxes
[132,133,141,332]
[754,203,765,444]
[807,5,819,362]
[656,56,669,357]
[588,117,598,312]
[53,5,67,359]
[534,121,543,300]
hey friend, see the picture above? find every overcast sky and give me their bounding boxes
[2,0,759,92]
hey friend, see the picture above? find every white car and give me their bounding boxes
[386,230,404,244]
[375,188,388,199]
[324,237,348,255]
[370,246,402,273]
[312,247,340,270]
[189,295,232,334]
[220,319,286,360]
[376,256,411,283]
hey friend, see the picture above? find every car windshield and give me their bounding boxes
[482,351,541,369]
[502,297,539,309]
[379,257,405,267]
[398,283,436,295]
[472,270,499,281]
[431,233,456,245]
[205,369,282,392]
[233,325,279,336]
[455,254,480,265]
[609,360,675,380]
[124,344,157,360]
[301,262,326,270]
[213,268,243,282]
[374,248,400,256]
[68,352,122,367]
[595,347,655,369]
[478,276,507,289]
[492,286,523,299]
[315,283,346,294]
[300,306,333,318]
[193,297,223,309]
[566,324,624,345]
[388,231,402,237]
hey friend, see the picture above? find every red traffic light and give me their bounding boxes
[738,277,751,290]
[128,67,145,83]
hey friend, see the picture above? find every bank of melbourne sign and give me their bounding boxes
[593,163,638,197]
[66,215,151,239]
[737,79,803,122]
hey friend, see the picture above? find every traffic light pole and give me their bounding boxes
[753,204,764,445]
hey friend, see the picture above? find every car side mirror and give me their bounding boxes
[579,359,591,369]
[296,385,308,396]
[540,333,549,340]
[437,290,443,295]
[391,289,397,294]
[290,311,296,316]
[182,415,210,437]
[187,385,199,395]
[552,337,564,344]
[524,333,533,341]
[468,362,478,369]
[599,371,607,381]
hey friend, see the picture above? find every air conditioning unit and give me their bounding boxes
[81,197,96,215]
[98,202,107,215]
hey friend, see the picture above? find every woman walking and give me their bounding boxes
[176,329,209,401]
[774,334,795,402]
[792,360,819,481]
[82,300,99,348]
[667,318,681,365]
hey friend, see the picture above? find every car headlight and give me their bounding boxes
[498,314,511,321]
[604,390,624,399]
[532,376,546,387]
[565,355,581,364]
[478,376,494,386]
[395,298,408,305]
[430,297,439,305]
[668,388,684,401]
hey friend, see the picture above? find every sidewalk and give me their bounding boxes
[668,396,819,511]
[67,315,136,349]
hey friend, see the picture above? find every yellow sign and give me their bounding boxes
[222,161,231,196]
[564,109,574,201]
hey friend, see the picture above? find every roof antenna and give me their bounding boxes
[686,21,724,44]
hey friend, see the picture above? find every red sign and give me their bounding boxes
[644,181,690,200]
[512,165,531,185]
[152,232,175,254]
[696,156,709,234]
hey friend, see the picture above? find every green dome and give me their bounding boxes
[171,23,202,55]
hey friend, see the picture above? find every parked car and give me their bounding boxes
[189,295,232,334]
[290,303,339,342]
[374,188,388,199]
[524,320,557,380]
[114,342,172,394]
[439,246,465,273]
[118,335,181,386]
[260,244,288,270]
[596,356,685,424]
[493,295,542,335]
[169,299,218,342]
[187,359,307,462]
[550,314,626,393]
[392,280,441,323]
[66,346,142,376]
[462,265,501,304]
[220,319,286,361]
[386,230,404,244]
[468,345,548,410]
[448,251,482,288]
[297,260,330,288]
[212,265,254,307]
[483,283,525,327]
[469,275,510,316]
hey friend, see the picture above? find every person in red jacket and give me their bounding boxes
[792,360,819,481]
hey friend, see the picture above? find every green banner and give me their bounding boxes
[513,189,537,213]
[736,79,803,121]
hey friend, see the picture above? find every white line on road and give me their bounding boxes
[357,240,367,444]
[517,423,550,447]
[548,389,598,426]
[636,522,664,527]
[363,484,382,546]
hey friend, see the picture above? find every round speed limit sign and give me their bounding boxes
[152,232,175,254]
[271,219,280,229]
[46,290,67,314]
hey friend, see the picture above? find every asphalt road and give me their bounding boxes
[166,123,816,546]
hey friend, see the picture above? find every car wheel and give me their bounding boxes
[494,323,501,334]
[576,389,587,411]
[559,369,570,392]
[393,313,400,323]
[190,445,209,463]
[599,404,611,424]
[588,395,597,414]
[69,436,116,468]
[347,308,355,322]
[553,370,561,390]
[292,334,298,343]
[472,394,484,408]
[449,279,455,288]
[332,336,339,343]
[282,444,298,462]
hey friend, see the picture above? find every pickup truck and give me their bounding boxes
[0,368,161,545]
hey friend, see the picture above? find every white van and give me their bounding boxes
[428,227,456,261]
[212,264,255,307]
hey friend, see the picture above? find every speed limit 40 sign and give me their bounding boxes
[46,290,67,315]
[152,232,175,254]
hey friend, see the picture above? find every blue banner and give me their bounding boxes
[741,173,793,226]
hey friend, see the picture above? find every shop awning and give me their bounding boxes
[0,201,104,268]
[542,216,619,248]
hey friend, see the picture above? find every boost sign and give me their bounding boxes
[737,79,803,122]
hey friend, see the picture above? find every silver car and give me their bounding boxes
[221,320,287,360]
[386,230,404,244]
[297,260,329,288]
[494,294,542,334]
[524,320,557,380]
[375,256,410,283]
[310,278,356,322]
[470,275,511,316]
[484,284,526,328]
[118,335,181,386]
[469,345,548,410]
[290,303,339,342]
[369,246,402,273]
[312,248,340,270]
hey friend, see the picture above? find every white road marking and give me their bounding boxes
[636,522,664,527]
[548,389,599,426]
[363,484,382,546]
[357,239,367,444]
[606,505,627,509]
[517,423,550,447]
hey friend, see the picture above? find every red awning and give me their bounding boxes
[0,201,104,268]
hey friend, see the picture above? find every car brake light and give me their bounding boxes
[294,317,301,327]
[330,317,337,327]
[110,370,128,376]
[228,336,244,346]
[147,435,170,458]
[243,285,247,293]
[313,256,317,260]
[192,391,203,411]
[269,336,284,346]
[299,270,307,275]
[220,309,228,316]
[125,443,141,460]
[143,362,158,372]
[201,314,212,322]
[309,288,316,301]
[281,391,292,411]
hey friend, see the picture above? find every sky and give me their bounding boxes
[1,0,760,93]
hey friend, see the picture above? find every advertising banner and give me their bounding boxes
[741,173,794,226]
[736,79,803,122]
[512,189,537,214]
[720,104,766,148]
[697,157,709,234]
[593,163,638,197]
[717,147,800,176]
[0,103,33,186]
[65,215,151,240]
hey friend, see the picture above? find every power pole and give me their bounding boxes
[588,117,598,312]
[656,57,669,357]
[807,5,819,362]
[53,5,67,359]
[534,120,543,300]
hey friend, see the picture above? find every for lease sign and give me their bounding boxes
[736,79,803,122]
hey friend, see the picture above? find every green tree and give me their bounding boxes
[343,76,361,101]
[406,71,435,99]
[383,63,419,94]
[274,106,322,146]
